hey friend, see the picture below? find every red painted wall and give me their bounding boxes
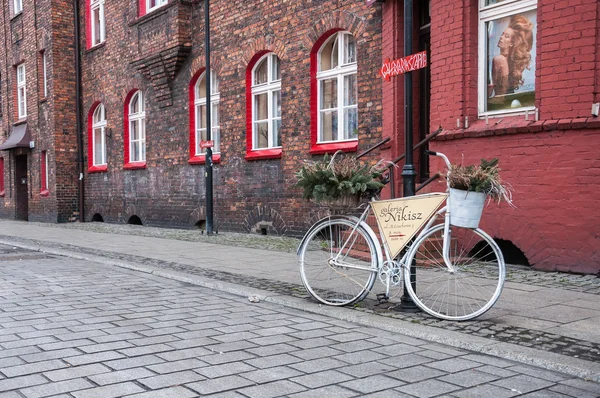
[382,0,600,273]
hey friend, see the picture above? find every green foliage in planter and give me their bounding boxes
[447,158,513,205]
[296,152,386,202]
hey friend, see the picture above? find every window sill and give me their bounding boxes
[13,118,27,126]
[40,190,49,197]
[188,153,221,165]
[124,162,147,170]
[10,11,22,21]
[0,191,5,197]
[438,116,600,141]
[39,97,47,104]
[309,141,358,155]
[85,41,106,54]
[88,165,108,173]
[245,148,282,161]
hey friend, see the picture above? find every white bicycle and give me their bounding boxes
[297,150,505,321]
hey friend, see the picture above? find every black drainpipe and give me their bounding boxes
[73,0,84,222]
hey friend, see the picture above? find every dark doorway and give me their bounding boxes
[15,154,28,221]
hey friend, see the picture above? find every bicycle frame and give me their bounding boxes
[329,151,458,296]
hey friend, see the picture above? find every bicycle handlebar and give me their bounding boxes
[424,149,451,170]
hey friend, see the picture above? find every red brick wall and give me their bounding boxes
[383,0,600,273]
[0,0,78,222]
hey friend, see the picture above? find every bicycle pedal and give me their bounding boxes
[376,293,389,304]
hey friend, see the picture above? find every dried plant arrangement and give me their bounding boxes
[296,151,388,205]
[446,158,514,206]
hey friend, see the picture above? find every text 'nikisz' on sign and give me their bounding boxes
[379,51,428,81]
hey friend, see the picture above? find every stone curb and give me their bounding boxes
[2,237,599,383]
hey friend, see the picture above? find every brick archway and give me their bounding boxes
[243,205,287,236]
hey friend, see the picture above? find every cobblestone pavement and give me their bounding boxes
[1,255,599,397]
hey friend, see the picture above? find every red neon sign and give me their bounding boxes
[379,51,428,81]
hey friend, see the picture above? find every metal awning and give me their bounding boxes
[0,124,30,151]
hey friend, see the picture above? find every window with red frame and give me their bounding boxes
[41,151,49,195]
[195,70,220,155]
[245,52,283,160]
[124,90,146,169]
[317,31,357,143]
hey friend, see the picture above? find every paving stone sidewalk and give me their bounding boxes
[1,255,600,397]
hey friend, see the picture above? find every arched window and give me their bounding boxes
[92,104,106,166]
[252,53,281,150]
[129,91,146,163]
[245,52,282,160]
[87,102,107,173]
[310,30,358,154]
[195,70,220,155]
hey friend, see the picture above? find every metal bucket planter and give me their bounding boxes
[449,188,486,228]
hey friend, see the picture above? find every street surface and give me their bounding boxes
[1,247,599,397]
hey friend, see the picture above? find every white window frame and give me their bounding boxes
[478,0,537,118]
[42,52,48,98]
[129,91,146,163]
[17,64,27,119]
[195,70,220,155]
[251,53,281,150]
[317,31,358,143]
[90,0,105,46]
[13,0,23,15]
[146,0,168,13]
[92,105,107,166]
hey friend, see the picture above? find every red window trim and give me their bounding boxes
[86,101,109,173]
[309,28,359,155]
[85,0,92,49]
[245,50,283,161]
[123,89,146,169]
[124,162,146,170]
[245,148,283,161]
[189,68,204,163]
[309,141,358,155]
[88,165,108,173]
[40,150,49,196]
[189,68,222,165]
[0,157,5,197]
[188,154,221,165]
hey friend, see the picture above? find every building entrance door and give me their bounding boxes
[15,154,28,221]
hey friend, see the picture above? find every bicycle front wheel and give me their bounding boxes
[404,224,505,321]
[299,218,379,306]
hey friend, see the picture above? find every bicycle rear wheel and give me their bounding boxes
[299,218,378,306]
[404,224,505,321]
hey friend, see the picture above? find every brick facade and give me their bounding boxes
[382,0,600,273]
[81,1,383,235]
[0,0,78,223]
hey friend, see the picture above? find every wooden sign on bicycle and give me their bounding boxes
[371,193,448,258]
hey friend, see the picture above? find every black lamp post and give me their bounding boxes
[204,0,214,235]
[400,0,419,311]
